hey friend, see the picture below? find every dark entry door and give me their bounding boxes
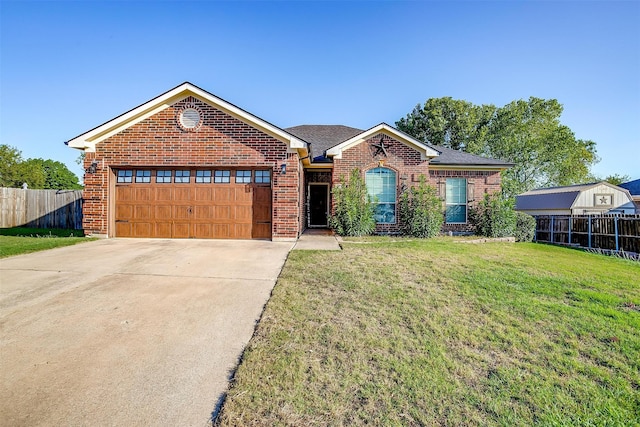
[309,184,329,227]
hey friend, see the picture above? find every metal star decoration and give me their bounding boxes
[371,136,388,157]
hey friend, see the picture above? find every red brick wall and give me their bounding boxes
[82,96,301,239]
[332,134,503,234]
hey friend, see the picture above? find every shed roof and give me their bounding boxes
[515,181,628,211]
[619,179,640,196]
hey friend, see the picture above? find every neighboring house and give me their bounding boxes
[618,179,640,213]
[515,182,636,216]
[67,82,511,240]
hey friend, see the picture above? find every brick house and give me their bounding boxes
[67,82,511,240]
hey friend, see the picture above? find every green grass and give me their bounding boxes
[0,227,94,258]
[216,238,640,426]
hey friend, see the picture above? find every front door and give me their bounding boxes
[308,184,329,227]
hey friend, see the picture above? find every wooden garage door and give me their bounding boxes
[114,169,272,239]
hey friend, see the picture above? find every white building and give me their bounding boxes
[516,182,636,216]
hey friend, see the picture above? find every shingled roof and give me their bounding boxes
[285,124,511,167]
[285,125,363,162]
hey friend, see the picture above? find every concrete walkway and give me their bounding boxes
[293,229,342,250]
[0,238,293,427]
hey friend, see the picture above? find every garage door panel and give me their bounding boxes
[115,169,272,239]
[135,188,151,201]
[173,223,190,238]
[155,223,172,238]
[155,187,173,201]
[133,223,152,238]
[116,204,133,220]
[214,187,232,202]
[195,187,213,201]
[174,206,192,219]
[116,186,134,201]
[214,206,231,220]
[194,205,214,220]
[134,205,151,220]
[234,206,252,221]
[194,224,213,239]
[234,224,252,239]
[174,187,192,201]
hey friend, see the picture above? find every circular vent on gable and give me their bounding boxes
[177,105,203,131]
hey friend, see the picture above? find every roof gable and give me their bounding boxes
[66,82,307,153]
[325,123,440,160]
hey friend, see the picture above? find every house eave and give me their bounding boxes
[66,82,307,153]
[326,123,439,160]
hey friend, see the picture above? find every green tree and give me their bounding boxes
[398,175,443,238]
[602,174,630,186]
[396,98,495,153]
[0,144,24,187]
[23,158,83,190]
[487,98,598,197]
[0,144,82,189]
[396,97,599,198]
[329,169,376,237]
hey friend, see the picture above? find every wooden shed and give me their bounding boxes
[516,182,636,216]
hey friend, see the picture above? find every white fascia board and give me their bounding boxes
[326,123,439,160]
[67,82,306,152]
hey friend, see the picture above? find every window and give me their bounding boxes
[235,170,251,183]
[446,178,467,223]
[117,170,133,183]
[156,170,171,183]
[255,170,271,184]
[195,170,212,183]
[135,170,151,183]
[214,170,230,183]
[174,170,190,183]
[366,167,396,224]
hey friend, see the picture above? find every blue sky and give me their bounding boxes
[1,1,639,181]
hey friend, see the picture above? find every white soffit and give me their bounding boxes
[66,82,306,152]
[325,123,439,160]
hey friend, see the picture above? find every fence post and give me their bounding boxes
[568,216,572,245]
[550,216,554,244]
[588,215,592,248]
[615,216,619,251]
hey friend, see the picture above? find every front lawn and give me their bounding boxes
[216,238,640,426]
[0,228,94,258]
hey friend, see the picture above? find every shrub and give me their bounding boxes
[398,175,443,238]
[329,169,376,236]
[470,193,516,238]
[515,211,536,242]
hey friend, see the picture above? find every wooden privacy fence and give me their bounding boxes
[535,214,640,254]
[0,188,83,229]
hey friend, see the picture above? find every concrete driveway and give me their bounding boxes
[0,238,293,426]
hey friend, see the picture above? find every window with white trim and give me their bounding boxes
[366,167,396,224]
[117,170,133,183]
[214,170,230,183]
[446,178,467,223]
[195,170,212,183]
[174,170,190,183]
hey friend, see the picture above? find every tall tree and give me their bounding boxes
[23,158,83,190]
[396,97,599,198]
[396,97,495,153]
[487,98,598,197]
[0,144,24,187]
[0,144,82,189]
